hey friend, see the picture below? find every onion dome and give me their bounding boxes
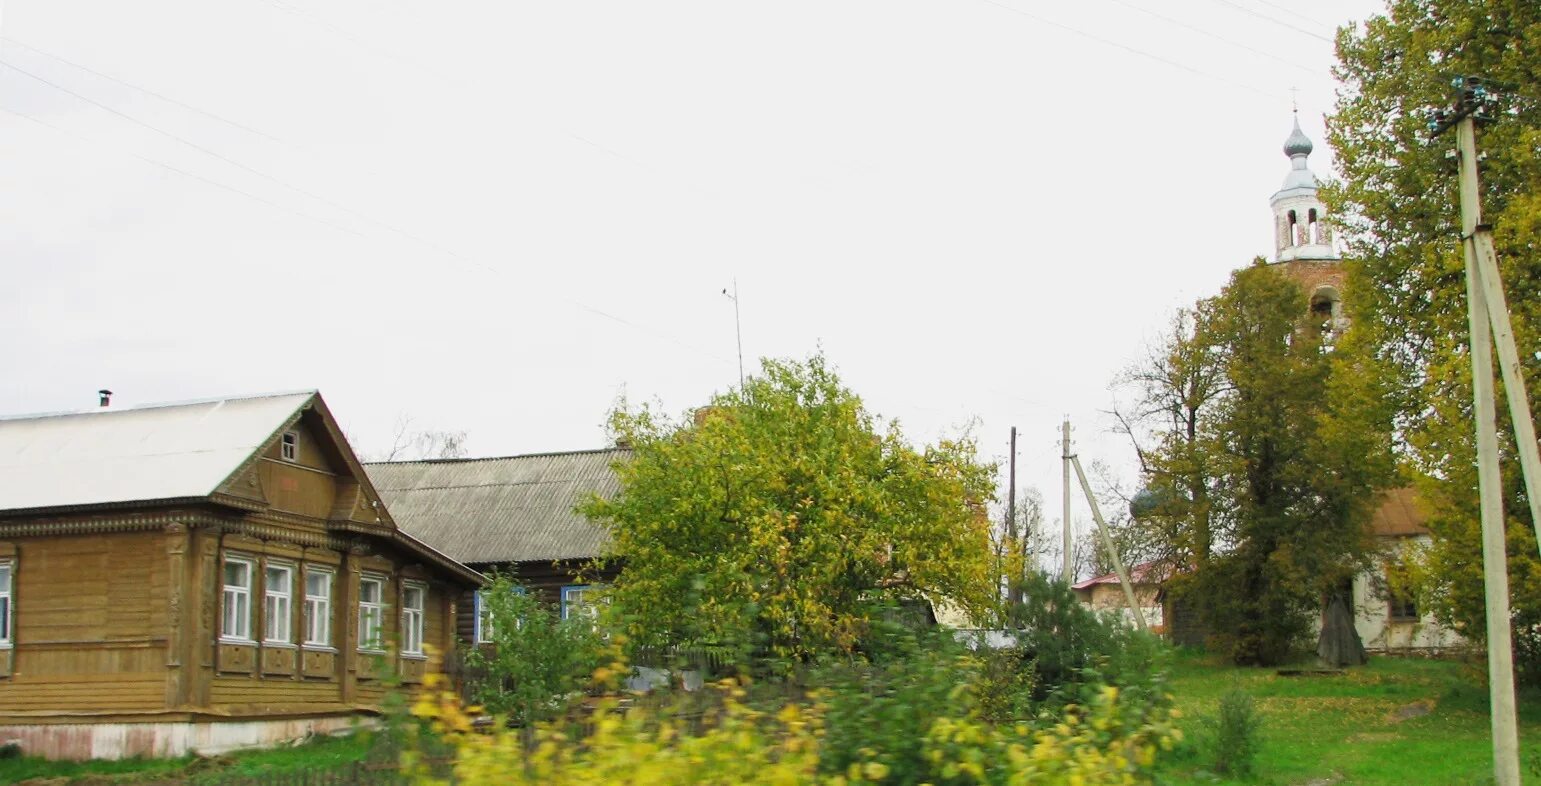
[1283,114,1314,158]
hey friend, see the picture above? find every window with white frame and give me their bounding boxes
[304,567,333,647]
[474,590,493,644]
[401,582,426,656]
[358,575,385,651]
[263,562,294,644]
[561,585,602,622]
[0,561,12,648]
[222,555,256,642]
[474,586,525,644]
[280,431,299,462]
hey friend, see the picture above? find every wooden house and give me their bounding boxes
[0,392,482,760]
[365,449,625,645]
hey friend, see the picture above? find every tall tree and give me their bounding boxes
[1120,262,1392,665]
[1328,0,1541,679]
[1115,305,1227,570]
[581,354,997,664]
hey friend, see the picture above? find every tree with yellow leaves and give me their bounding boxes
[581,354,997,666]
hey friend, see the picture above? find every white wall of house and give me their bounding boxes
[1350,535,1465,654]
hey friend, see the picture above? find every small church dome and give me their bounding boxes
[1283,116,1314,158]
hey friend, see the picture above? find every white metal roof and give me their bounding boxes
[0,391,315,513]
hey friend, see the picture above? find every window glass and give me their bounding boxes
[402,584,425,655]
[280,431,298,461]
[264,564,293,644]
[474,591,494,643]
[222,556,254,641]
[358,576,385,651]
[562,585,604,622]
[305,569,332,647]
[0,563,12,646]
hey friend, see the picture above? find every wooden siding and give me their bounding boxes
[257,421,340,519]
[0,532,171,715]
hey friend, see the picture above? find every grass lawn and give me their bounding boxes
[1160,650,1541,785]
[0,730,372,784]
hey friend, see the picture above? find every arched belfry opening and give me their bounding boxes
[1310,285,1342,323]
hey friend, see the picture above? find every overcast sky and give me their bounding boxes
[0,0,1385,531]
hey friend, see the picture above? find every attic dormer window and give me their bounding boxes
[280,431,299,462]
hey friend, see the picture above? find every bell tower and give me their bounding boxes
[1268,112,1345,327]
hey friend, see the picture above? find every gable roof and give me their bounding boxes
[0,391,483,586]
[0,391,317,514]
[364,448,626,566]
[1370,486,1428,537]
[1072,561,1170,591]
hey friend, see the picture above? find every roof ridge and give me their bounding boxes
[0,390,317,423]
[364,446,629,466]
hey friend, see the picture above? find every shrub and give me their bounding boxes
[998,571,1171,715]
[460,573,607,726]
[406,667,1181,786]
[1211,688,1260,776]
[816,625,976,783]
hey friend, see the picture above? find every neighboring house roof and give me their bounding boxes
[1370,486,1428,537]
[1072,561,1169,591]
[0,391,317,512]
[364,448,626,566]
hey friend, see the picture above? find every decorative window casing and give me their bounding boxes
[474,586,525,644]
[561,584,603,622]
[280,431,299,462]
[402,582,426,657]
[474,590,493,644]
[264,562,295,645]
[0,561,12,649]
[222,555,256,642]
[304,567,333,647]
[358,574,386,652]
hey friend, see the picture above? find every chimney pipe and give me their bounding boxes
[98,389,113,408]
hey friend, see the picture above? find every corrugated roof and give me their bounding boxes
[364,449,626,566]
[1072,561,1170,591]
[0,392,315,513]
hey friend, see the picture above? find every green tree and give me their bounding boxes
[1123,262,1393,665]
[1115,305,1227,571]
[1327,0,1541,678]
[460,573,605,725]
[581,354,997,665]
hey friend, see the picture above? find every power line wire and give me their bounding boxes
[1205,0,1334,43]
[1246,0,1336,29]
[1101,0,1319,74]
[969,0,1285,100]
[0,98,734,368]
[0,103,373,242]
[0,57,469,263]
[0,36,290,145]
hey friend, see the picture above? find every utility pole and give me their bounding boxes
[1061,419,1073,584]
[1071,455,1147,632]
[1007,426,1018,542]
[1429,75,1539,786]
[721,280,744,389]
[1006,426,1020,602]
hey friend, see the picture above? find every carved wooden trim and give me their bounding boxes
[0,512,223,538]
[166,522,189,707]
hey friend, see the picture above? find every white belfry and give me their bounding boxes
[1270,114,1338,263]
